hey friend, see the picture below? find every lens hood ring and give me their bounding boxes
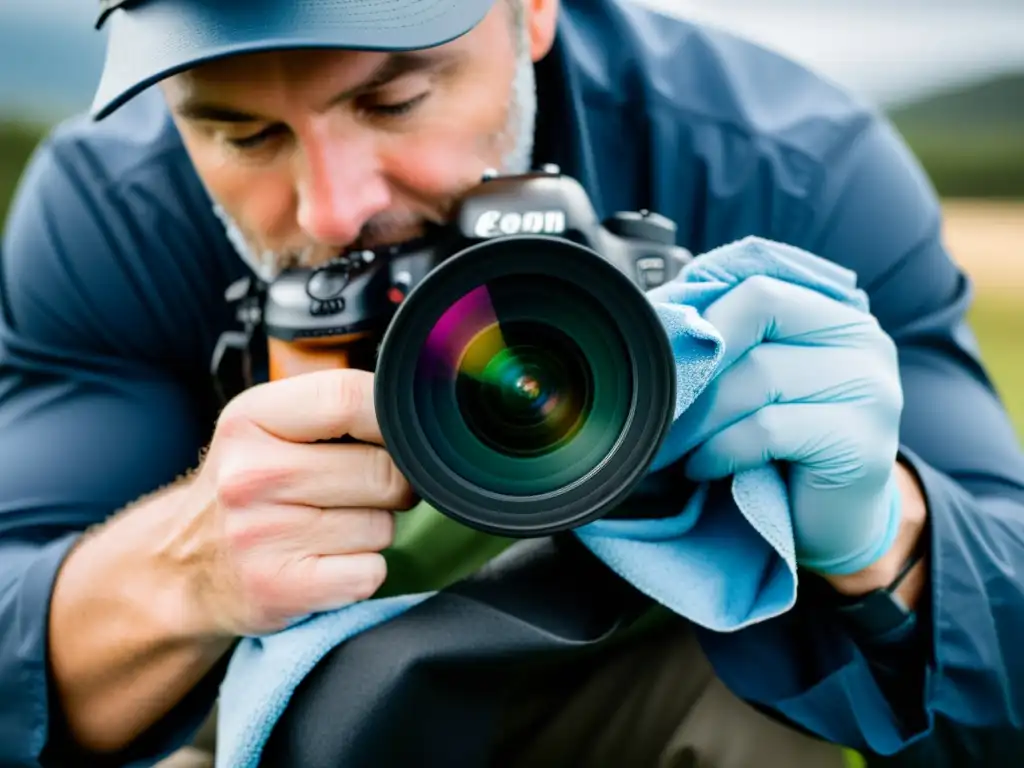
[375,235,675,537]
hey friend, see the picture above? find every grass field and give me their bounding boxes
[968,291,1024,436]
[942,200,1024,439]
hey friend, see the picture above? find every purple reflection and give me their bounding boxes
[420,285,502,379]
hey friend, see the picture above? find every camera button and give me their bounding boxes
[604,210,677,245]
[389,271,413,304]
[306,268,350,302]
[636,257,667,290]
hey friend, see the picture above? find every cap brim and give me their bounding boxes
[91,0,498,120]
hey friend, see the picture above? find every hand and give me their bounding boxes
[173,369,417,637]
[660,273,905,576]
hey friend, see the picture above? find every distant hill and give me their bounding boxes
[888,71,1024,132]
[886,72,1024,199]
[0,122,46,226]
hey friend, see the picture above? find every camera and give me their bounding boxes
[213,167,693,537]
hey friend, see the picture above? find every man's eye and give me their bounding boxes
[226,126,281,149]
[367,92,429,117]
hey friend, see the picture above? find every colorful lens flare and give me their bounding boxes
[420,285,503,380]
[412,274,633,496]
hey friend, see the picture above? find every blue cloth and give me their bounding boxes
[214,236,881,768]
[5,0,1024,765]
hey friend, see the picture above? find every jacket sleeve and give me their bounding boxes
[0,135,226,766]
[695,113,1024,764]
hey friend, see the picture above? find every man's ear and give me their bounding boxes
[524,0,559,62]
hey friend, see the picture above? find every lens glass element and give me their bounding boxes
[414,274,633,497]
[456,319,591,458]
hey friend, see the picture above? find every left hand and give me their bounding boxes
[658,273,905,576]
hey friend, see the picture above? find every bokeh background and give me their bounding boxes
[1,0,1021,437]
[0,5,1019,766]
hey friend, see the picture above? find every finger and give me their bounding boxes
[682,403,793,482]
[683,402,896,484]
[309,508,397,555]
[701,274,880,374]
[217,441,417,511]
[224,368,382,445]
[683,404,899,575]
[286,552,389,615]
[233,506,397,557]
[669,343,887,458]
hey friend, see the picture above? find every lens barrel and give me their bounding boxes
[375,235,675,537]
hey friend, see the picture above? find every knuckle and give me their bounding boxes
[741,274,785,306]
[215,459,279,511]
[215,403,256,441]
[222,510,257,554]
[216,464,262,511]
[708,275,783,346]
[223,509,294,555]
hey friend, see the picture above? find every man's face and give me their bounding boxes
[162,0,558,278]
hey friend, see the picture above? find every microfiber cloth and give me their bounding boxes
[215,236,873,768]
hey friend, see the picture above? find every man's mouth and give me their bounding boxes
[284,220,447,273]
[348,223,430,254]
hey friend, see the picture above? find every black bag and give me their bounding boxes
[259,534,659,767]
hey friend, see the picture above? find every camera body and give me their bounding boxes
[212,167,693,537]
[258,166,690,378]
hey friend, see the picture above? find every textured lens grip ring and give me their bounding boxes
[375,235,676,538]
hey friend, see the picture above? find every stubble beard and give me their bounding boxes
[212,15,539,282]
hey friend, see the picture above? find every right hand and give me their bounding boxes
[175,369,417,638]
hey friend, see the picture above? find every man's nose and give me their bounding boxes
[295,134,391,248]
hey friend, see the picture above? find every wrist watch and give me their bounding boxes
[820,534,929,646]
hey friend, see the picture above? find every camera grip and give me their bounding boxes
[267,333,374,380]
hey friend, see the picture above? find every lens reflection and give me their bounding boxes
[414,275,631,497]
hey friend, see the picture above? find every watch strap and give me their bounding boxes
[830,534,928,646]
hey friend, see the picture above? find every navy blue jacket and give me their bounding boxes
[3,0,1024,764]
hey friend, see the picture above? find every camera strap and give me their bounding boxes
[210,275,267,408]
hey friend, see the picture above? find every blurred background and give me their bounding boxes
[0,0,1021,434]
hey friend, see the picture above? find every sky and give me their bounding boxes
[639,0,1024,105]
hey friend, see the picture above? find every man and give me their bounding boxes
[1,0,1023,766]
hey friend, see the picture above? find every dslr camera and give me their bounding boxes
[213,167,692,537]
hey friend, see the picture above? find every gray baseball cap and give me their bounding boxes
[91,0,498,120]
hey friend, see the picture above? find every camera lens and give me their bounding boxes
[376,235,675,537]
[415,275,631,497]
[455,320,591,458]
